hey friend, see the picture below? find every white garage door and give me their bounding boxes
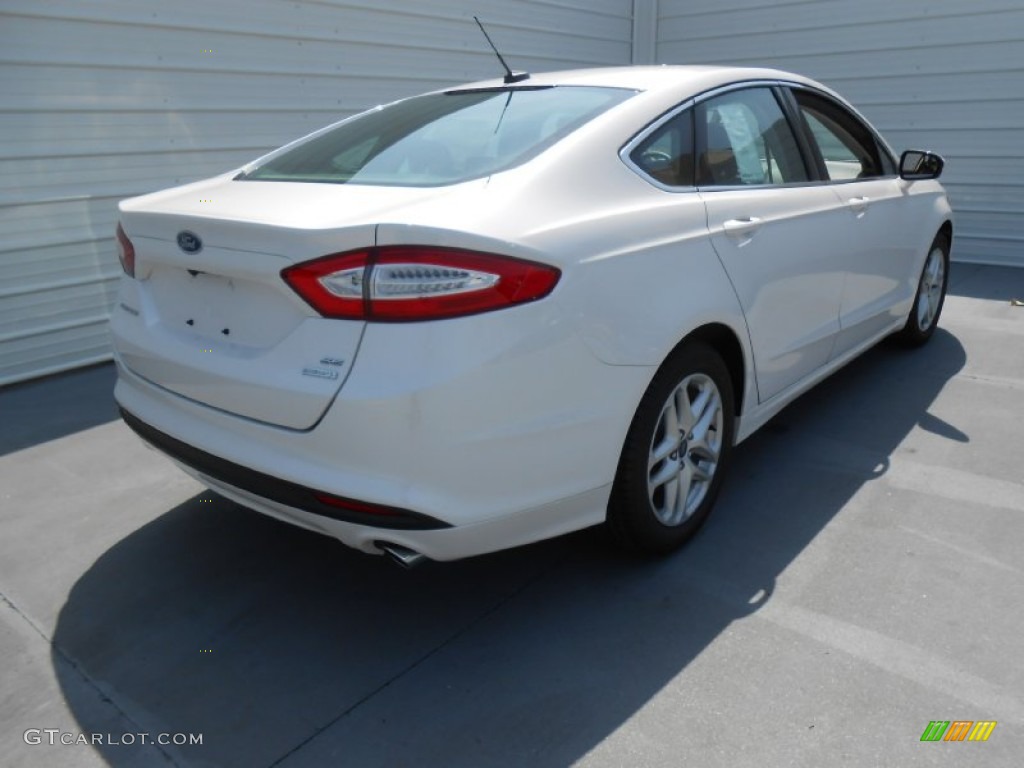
[656,0,1024,267]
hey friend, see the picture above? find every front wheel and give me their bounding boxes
[894,233,949,346]
[606,342,735,554]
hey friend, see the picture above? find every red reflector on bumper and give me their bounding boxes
[312,492,403,517]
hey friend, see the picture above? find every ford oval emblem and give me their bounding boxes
[177,231,202,254]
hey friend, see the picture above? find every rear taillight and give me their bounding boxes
[116,223,136,277]
[281,246,560,321]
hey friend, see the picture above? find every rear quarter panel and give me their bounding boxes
[375,103,756,420]
[376,120,753,370]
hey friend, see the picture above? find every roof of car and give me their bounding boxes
[451,64,819,94]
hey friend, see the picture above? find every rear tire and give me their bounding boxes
[894,233,949,347]
[606,341,735,554]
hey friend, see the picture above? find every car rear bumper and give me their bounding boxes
[120,404,612,560]
[113,306,654,559]
[119,407,449,531]
[173,455,612,561]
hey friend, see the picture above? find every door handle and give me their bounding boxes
[722,217,763,236]
[847,196,870,213]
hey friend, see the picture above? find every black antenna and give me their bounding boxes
[474,16,530,84]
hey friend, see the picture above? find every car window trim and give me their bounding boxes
[619,97,699,192]
[620,79,903,194]
[784,83,900,183]
[775,86,828,181]
[693,83,814,190]
[622,80,795,192]
[620,80,796,192]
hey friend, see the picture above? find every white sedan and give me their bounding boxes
[111,66,952,565]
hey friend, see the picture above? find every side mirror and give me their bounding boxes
[899,150,944,180]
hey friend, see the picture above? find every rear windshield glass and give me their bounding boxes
[237,86,635,187]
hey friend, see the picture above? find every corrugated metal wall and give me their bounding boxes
[0,0,633,387]
[657,0,1024,267]
[4,1,1021,386]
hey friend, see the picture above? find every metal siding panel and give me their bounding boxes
[0,0,633,385]
[0,149,273,207]
[656,0,1024,267]
[0,322,114,385]
[0,280,119,344]
[0,243,119,298]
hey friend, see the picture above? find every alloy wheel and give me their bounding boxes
[916,245,946,332]
[647,373,724,526]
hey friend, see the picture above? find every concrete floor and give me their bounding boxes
[1,263,1022,768]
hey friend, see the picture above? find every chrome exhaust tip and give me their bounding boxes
[376,541,428,569]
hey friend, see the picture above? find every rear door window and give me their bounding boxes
[696,88,810,187]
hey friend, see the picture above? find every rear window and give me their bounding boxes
[237,86,635,187]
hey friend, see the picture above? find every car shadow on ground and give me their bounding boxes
[51,330,967,767]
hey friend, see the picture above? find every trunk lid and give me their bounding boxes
[115,176,468,430]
